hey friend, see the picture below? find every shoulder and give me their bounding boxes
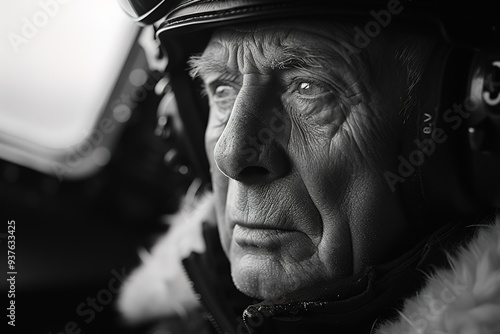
[376,214,500,334]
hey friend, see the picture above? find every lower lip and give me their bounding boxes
[233,224,304,250]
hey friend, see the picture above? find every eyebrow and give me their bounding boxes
[273,45,328,70]
[188,53,229,79]
[188,44,331,80]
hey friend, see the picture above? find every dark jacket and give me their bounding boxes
[118,194,500,334]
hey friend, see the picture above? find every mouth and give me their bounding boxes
[232,222,304,250]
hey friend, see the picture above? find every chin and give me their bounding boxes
[232,271,286,300]
[229,253,302,300]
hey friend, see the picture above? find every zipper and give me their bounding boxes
[179,223,261,334]
[181,255,229,334]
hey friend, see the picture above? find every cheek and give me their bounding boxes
[205,106,229,183]
[286,103,351,202]
[205,114,223,162]
[205,120,233,254]
[212,168,231,254]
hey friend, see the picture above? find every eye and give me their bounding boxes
[206,82,240,125]
[213,84,238,102]
[294,80,330,97]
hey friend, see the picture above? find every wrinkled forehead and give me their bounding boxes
[198,19,362,75]
[212,19,355,43]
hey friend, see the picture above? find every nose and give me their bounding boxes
[213,78,290,184]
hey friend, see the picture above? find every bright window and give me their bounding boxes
[0,0,139,177]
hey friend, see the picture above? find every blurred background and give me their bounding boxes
[0,1,196,332]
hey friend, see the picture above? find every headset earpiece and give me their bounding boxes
[400,44,500,223]
[467,51,500,207]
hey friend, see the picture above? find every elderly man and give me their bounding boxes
[117,1,500,333]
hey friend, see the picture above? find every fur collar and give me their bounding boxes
[117,193,215,324]
[117,193,500,333]
[375,214,500,334]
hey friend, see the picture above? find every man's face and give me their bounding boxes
[192,21,413,300]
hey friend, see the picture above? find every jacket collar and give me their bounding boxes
[182,214,490,334]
